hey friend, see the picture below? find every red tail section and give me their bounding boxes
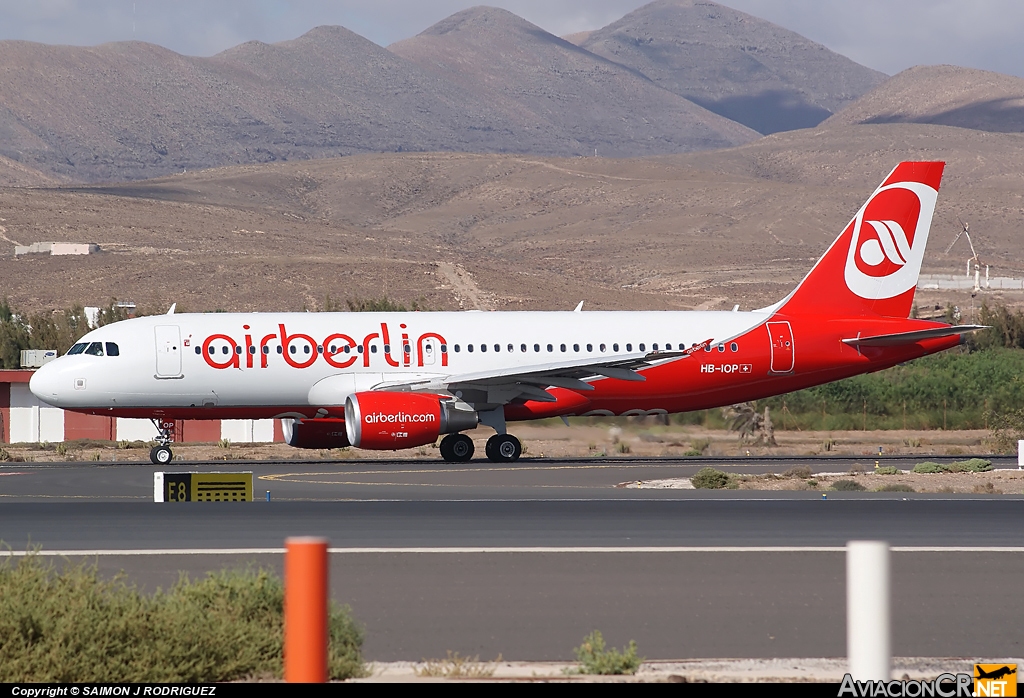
[778,162,945,319]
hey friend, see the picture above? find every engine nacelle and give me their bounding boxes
[344,392,478,450]
[282,418,351,449]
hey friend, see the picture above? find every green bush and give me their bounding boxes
[913,462,945,474]
[875,484,915,493]
[875,466,900,475]
[691,467,731,489]
[0,553,364,682]
[946,458,993,473]
[571,631,641,675]
[831,479,867,492]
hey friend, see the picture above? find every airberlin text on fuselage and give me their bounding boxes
[200,322,448,371]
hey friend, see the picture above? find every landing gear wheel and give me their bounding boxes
[440,433,475,463]
[150,445,173,465]
[485,434,522,463]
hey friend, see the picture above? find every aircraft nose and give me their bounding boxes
[29,360,62,405]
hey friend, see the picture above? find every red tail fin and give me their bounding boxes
[778,162,945,319]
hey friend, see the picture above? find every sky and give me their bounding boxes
[1,0,1024,79]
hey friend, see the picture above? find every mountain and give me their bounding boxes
[0,30,526,183]
[580,0,887,134]
[388,6,760,157]
[823,65,1024,133]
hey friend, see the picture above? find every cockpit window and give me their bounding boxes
[105,342,120,356]
[84,342,104,356]
[67,343,88,355]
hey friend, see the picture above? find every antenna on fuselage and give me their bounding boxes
[167,303,176,315]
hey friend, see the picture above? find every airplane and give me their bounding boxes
[29,161,983,465]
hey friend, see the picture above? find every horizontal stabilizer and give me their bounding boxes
[842,325,986,347]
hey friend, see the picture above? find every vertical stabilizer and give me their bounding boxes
[777,162,945,319]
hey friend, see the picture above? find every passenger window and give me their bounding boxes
[441,345,448,353]
[599,343,606,352]
[508,344,514,352]
[222,346,230,355]
[560,344,566,352]
[67,343,88,355]
[277,346,283,354]
[404,345,411,354]
[731,342,738,352]
[573,344,580,352]
[384,344,390,353]
[344,346,351,353]
[289,346,297,355]
[85,342,104,356]
[639,343,646,351]
[235,346,243,355]
[718,344,725,353]
[264,346,271,354]
[454,345,460,352]
[534,344,540,352]
[370,345,377,353]
[704,345,712,352]
[494,344,500,352]
[480,344,486,352]
[521,344,527,352]
[316,346,323,354]
[468,345,474,353]
[613,343,619,352]
[250,346,257,355]
[547,344,553,352]
[625,343,632,352]
[195,346,201,355]
[652,343,658,351]
[586,344,592,352]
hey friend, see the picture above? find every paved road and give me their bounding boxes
[2,457,1021,662]
[0,455,1017,502]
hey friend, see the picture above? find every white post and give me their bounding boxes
[154,472,164,502]
[1018,440,1024,470]
[847,540,890,681]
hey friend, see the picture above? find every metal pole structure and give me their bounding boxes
[847,541,890,681]
[285,537,329,682]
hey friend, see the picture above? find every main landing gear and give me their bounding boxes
[149,419,175,465]
[438,433,523,463]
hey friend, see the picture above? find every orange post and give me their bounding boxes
[285,537,329,682]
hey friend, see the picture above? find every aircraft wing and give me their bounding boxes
[373,342,707,404]
[841,325,986,347]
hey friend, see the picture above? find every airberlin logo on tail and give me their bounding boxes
[844,181,937,300]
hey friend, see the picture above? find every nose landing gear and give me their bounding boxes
[149,419,176,465]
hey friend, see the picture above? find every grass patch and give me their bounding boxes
[946,458,993,473]
[0,553,364,682]
[831,480,866,492]
[569,631,641,675]
[416,651,501,678]
[782,465,812,479]
[912,459,993,474]
[875,484,915,493]
[875,466,900,475]
[691,467,732,490]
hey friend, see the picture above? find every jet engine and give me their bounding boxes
[282,417,350,449]
[344,392,478,450]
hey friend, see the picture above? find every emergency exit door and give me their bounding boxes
[766,321,794,373]
[155,325,182,377]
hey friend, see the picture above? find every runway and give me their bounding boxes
[1,457,1021,661]
[0,454,1018,502]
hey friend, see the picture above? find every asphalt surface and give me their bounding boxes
[0,454,1018,502]
[1,456,1021,661]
